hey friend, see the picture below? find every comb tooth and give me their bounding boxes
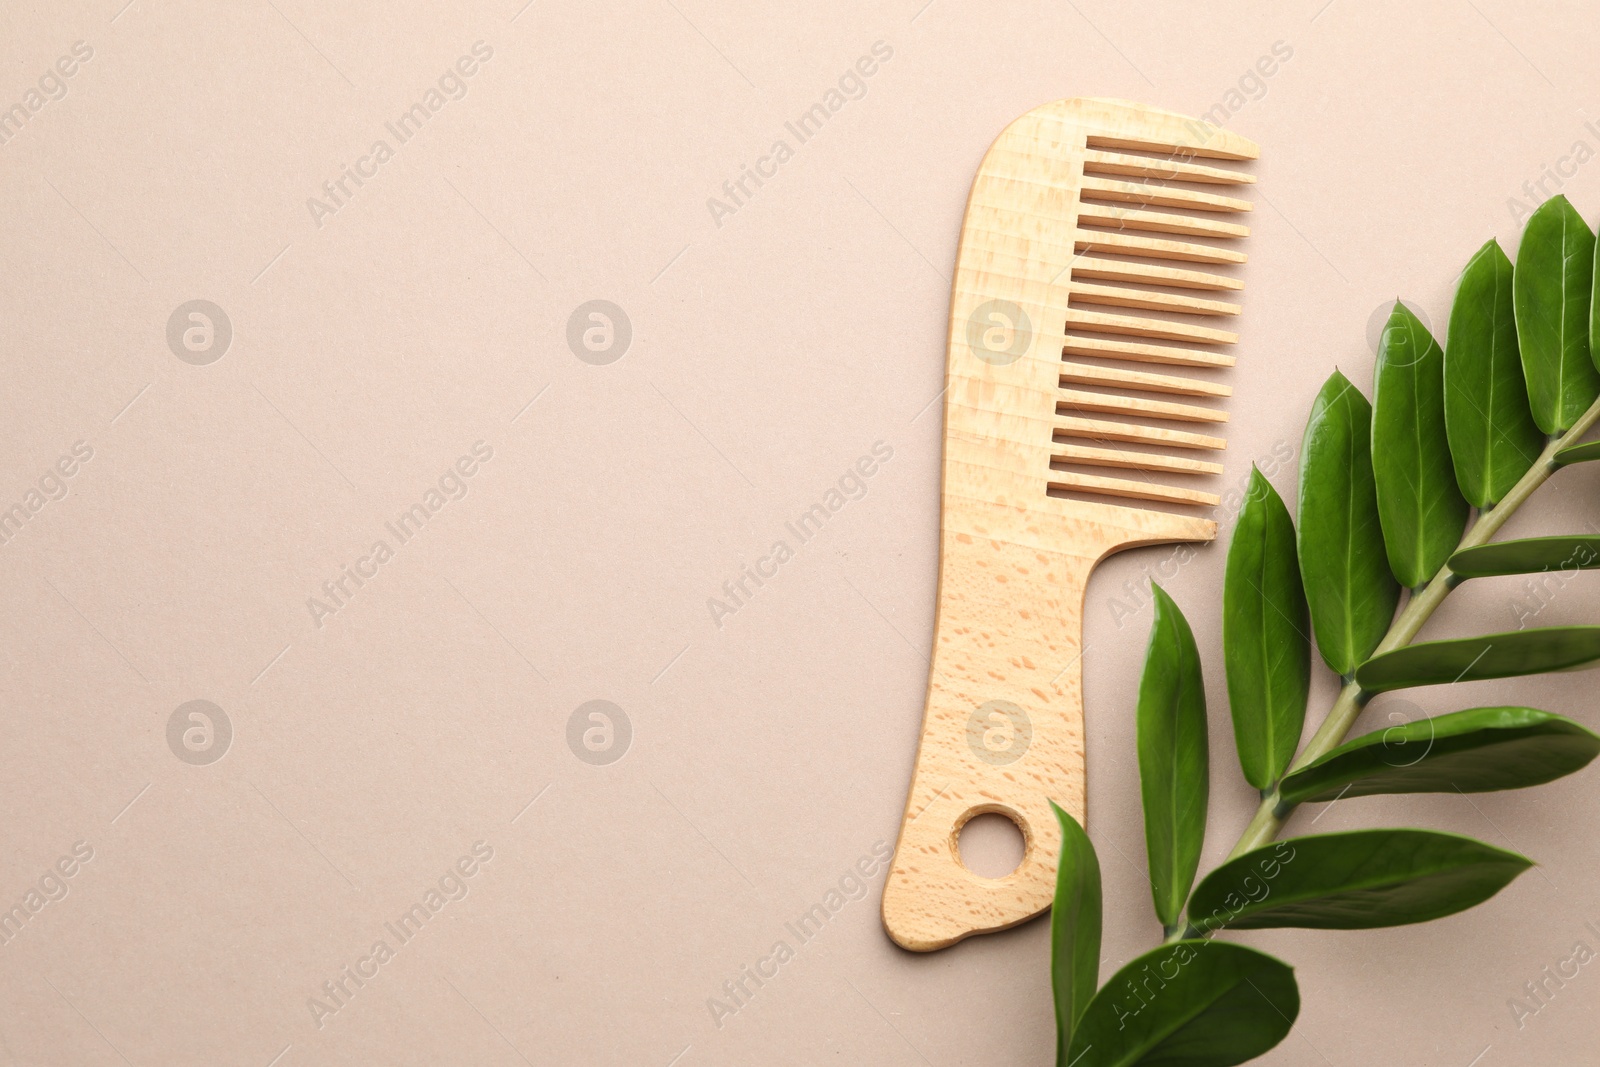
[1079,175,1252,213]
[1083,148,1256,185]
[1062,334,1236,369]
[1070,256,1243,292]
[1070,281,1239,317]
[1084,132,1256,163]
[1078,204,1250,241]
[1059,390,1228,424]
[1054,443,1225,476]
[1065,308,1238,345]
[1074,229,1246,265]
[1060,362,1231,398]
[1056,414,1226,450]
[1048,469,1222,507]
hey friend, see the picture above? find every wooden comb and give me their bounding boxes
[882,98,1257,951]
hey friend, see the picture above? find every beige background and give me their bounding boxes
[4,0,1600,1063]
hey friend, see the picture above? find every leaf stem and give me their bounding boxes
[1212,395,1600,872]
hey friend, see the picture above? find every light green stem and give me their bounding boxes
[1162,396,1600,944]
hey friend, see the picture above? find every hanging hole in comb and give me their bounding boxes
[956,811,1027,879]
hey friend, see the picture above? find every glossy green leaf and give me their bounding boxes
[1553,440,1600,466]
[1223,468,1310,790]
[1373,301,1469,586]
[1189,830,1530,931]
[1356,626,1600,691]
[1593,200,1600,372]
[1137,586,1209,930]
[1277,706,1600,806]
[1514,194,1599,433]
[1297,372,1401,675]
[1067,942,1298,1067]
[1444,240,1544,506]
[1051,803,1101,1063]
[1449,535,1600,578]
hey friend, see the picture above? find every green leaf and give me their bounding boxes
[1373,301,1470,587]
[1051,803,1102,1063]
[1189,830,1530,931]
[1514,194,1599,433]
[1067,942,1298,1067]
[1277,706,1600,806]
[1356,626,1600,691]
[1297,371,1401,675]
[1137,586,1209,930]
[1444,240,1544,506]
[1449,535,1600,578]
[1223,468,1310,790]
[1553,440,1600,466]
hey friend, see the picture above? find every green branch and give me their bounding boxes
[1218,390,1600,867]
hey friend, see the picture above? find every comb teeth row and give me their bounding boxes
[1051,141,1253,509]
